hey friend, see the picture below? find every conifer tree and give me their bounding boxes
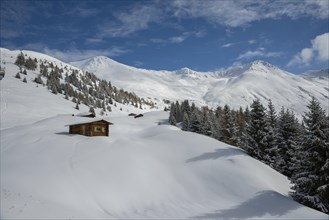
[175,101,182,122]
[25,57,37,70]
[34,75,44,85]
[274,108,300,176]
[182,112,190,131]
[220,105,239,145]
[15,72,21,79]
[181,100,191,118]
[245,99,268,160]
[210,111,222,141]
[15,52,25,67]
[169,103,177,125]
[237,106,246,138]
[291,97,329,214]
[227,112,240,146]
[189,109,202,133]
[89,107,95,115]
[267,100,277,126]
[200,107,213,136]
[263,99,278,166]
[244,106,250,125]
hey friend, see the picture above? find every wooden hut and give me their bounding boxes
[68,119,113,137]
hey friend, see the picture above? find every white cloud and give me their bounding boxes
[312,33,329,61]
[222,43,236,48]
[92,1,328,40]
[98,4,163,38]
[170,36,187,43]
[2,41,130,62]
[42,47,131,62]
[85,38,103,44]
[300,48,313,64]
[248,40,256,45]
[151,32,204,45]
[237,48,281,60]
[169,0,329,27]
[222,40,256,48]
[287,32,329,67]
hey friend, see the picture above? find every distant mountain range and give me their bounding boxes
[0,47,327,117]
[71,55,328,116]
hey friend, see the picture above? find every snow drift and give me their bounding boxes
[1,112,327,219]
[0,47,328,219]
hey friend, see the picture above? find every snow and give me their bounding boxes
[0,48,148,129]
[72,55,328,116]
[1,111,328,219]
[66,118,112,126]
[1,47,328,219]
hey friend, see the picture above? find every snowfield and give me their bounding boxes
[1,112,328,219]
[72,56,329,116]
[0,48,328,219]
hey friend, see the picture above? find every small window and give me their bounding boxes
[95,127,102,132]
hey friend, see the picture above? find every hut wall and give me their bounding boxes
[69,121,110,137]
[70,124,83,135]
[90,122,109,136]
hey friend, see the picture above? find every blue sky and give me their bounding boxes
[1,0,328,73]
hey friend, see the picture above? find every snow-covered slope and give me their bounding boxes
[72,57,328,115]
[71,56,216,105]
[205,61,328,112]
[1,48,328,219]
[0,48,153,129]
[302,69,329,79]
[1,112,328,219]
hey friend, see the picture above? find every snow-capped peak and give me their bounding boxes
[73,55,122,70]
[249,60,276,68]
[246,60,278,72]
[217,60,279,78]
[175,67,197,75]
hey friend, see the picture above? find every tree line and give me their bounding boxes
[169,98,329,214]
[14,52,157,114]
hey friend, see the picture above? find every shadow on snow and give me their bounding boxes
[186,148,245,163]
[194,190,302,219]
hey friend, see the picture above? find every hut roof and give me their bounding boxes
[66,118,113,126]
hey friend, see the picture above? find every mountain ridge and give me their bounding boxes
[70,53,328,116]
[1,48,327,116]
[1,47,328,219]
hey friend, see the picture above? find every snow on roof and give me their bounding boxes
[66,118,113,126]
[76,112,96,117]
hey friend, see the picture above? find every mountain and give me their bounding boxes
[302,69,329,79]
[72,57,328,116]
[0,48,160,129]
[1,48,328,218]
[71,56,216,106]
